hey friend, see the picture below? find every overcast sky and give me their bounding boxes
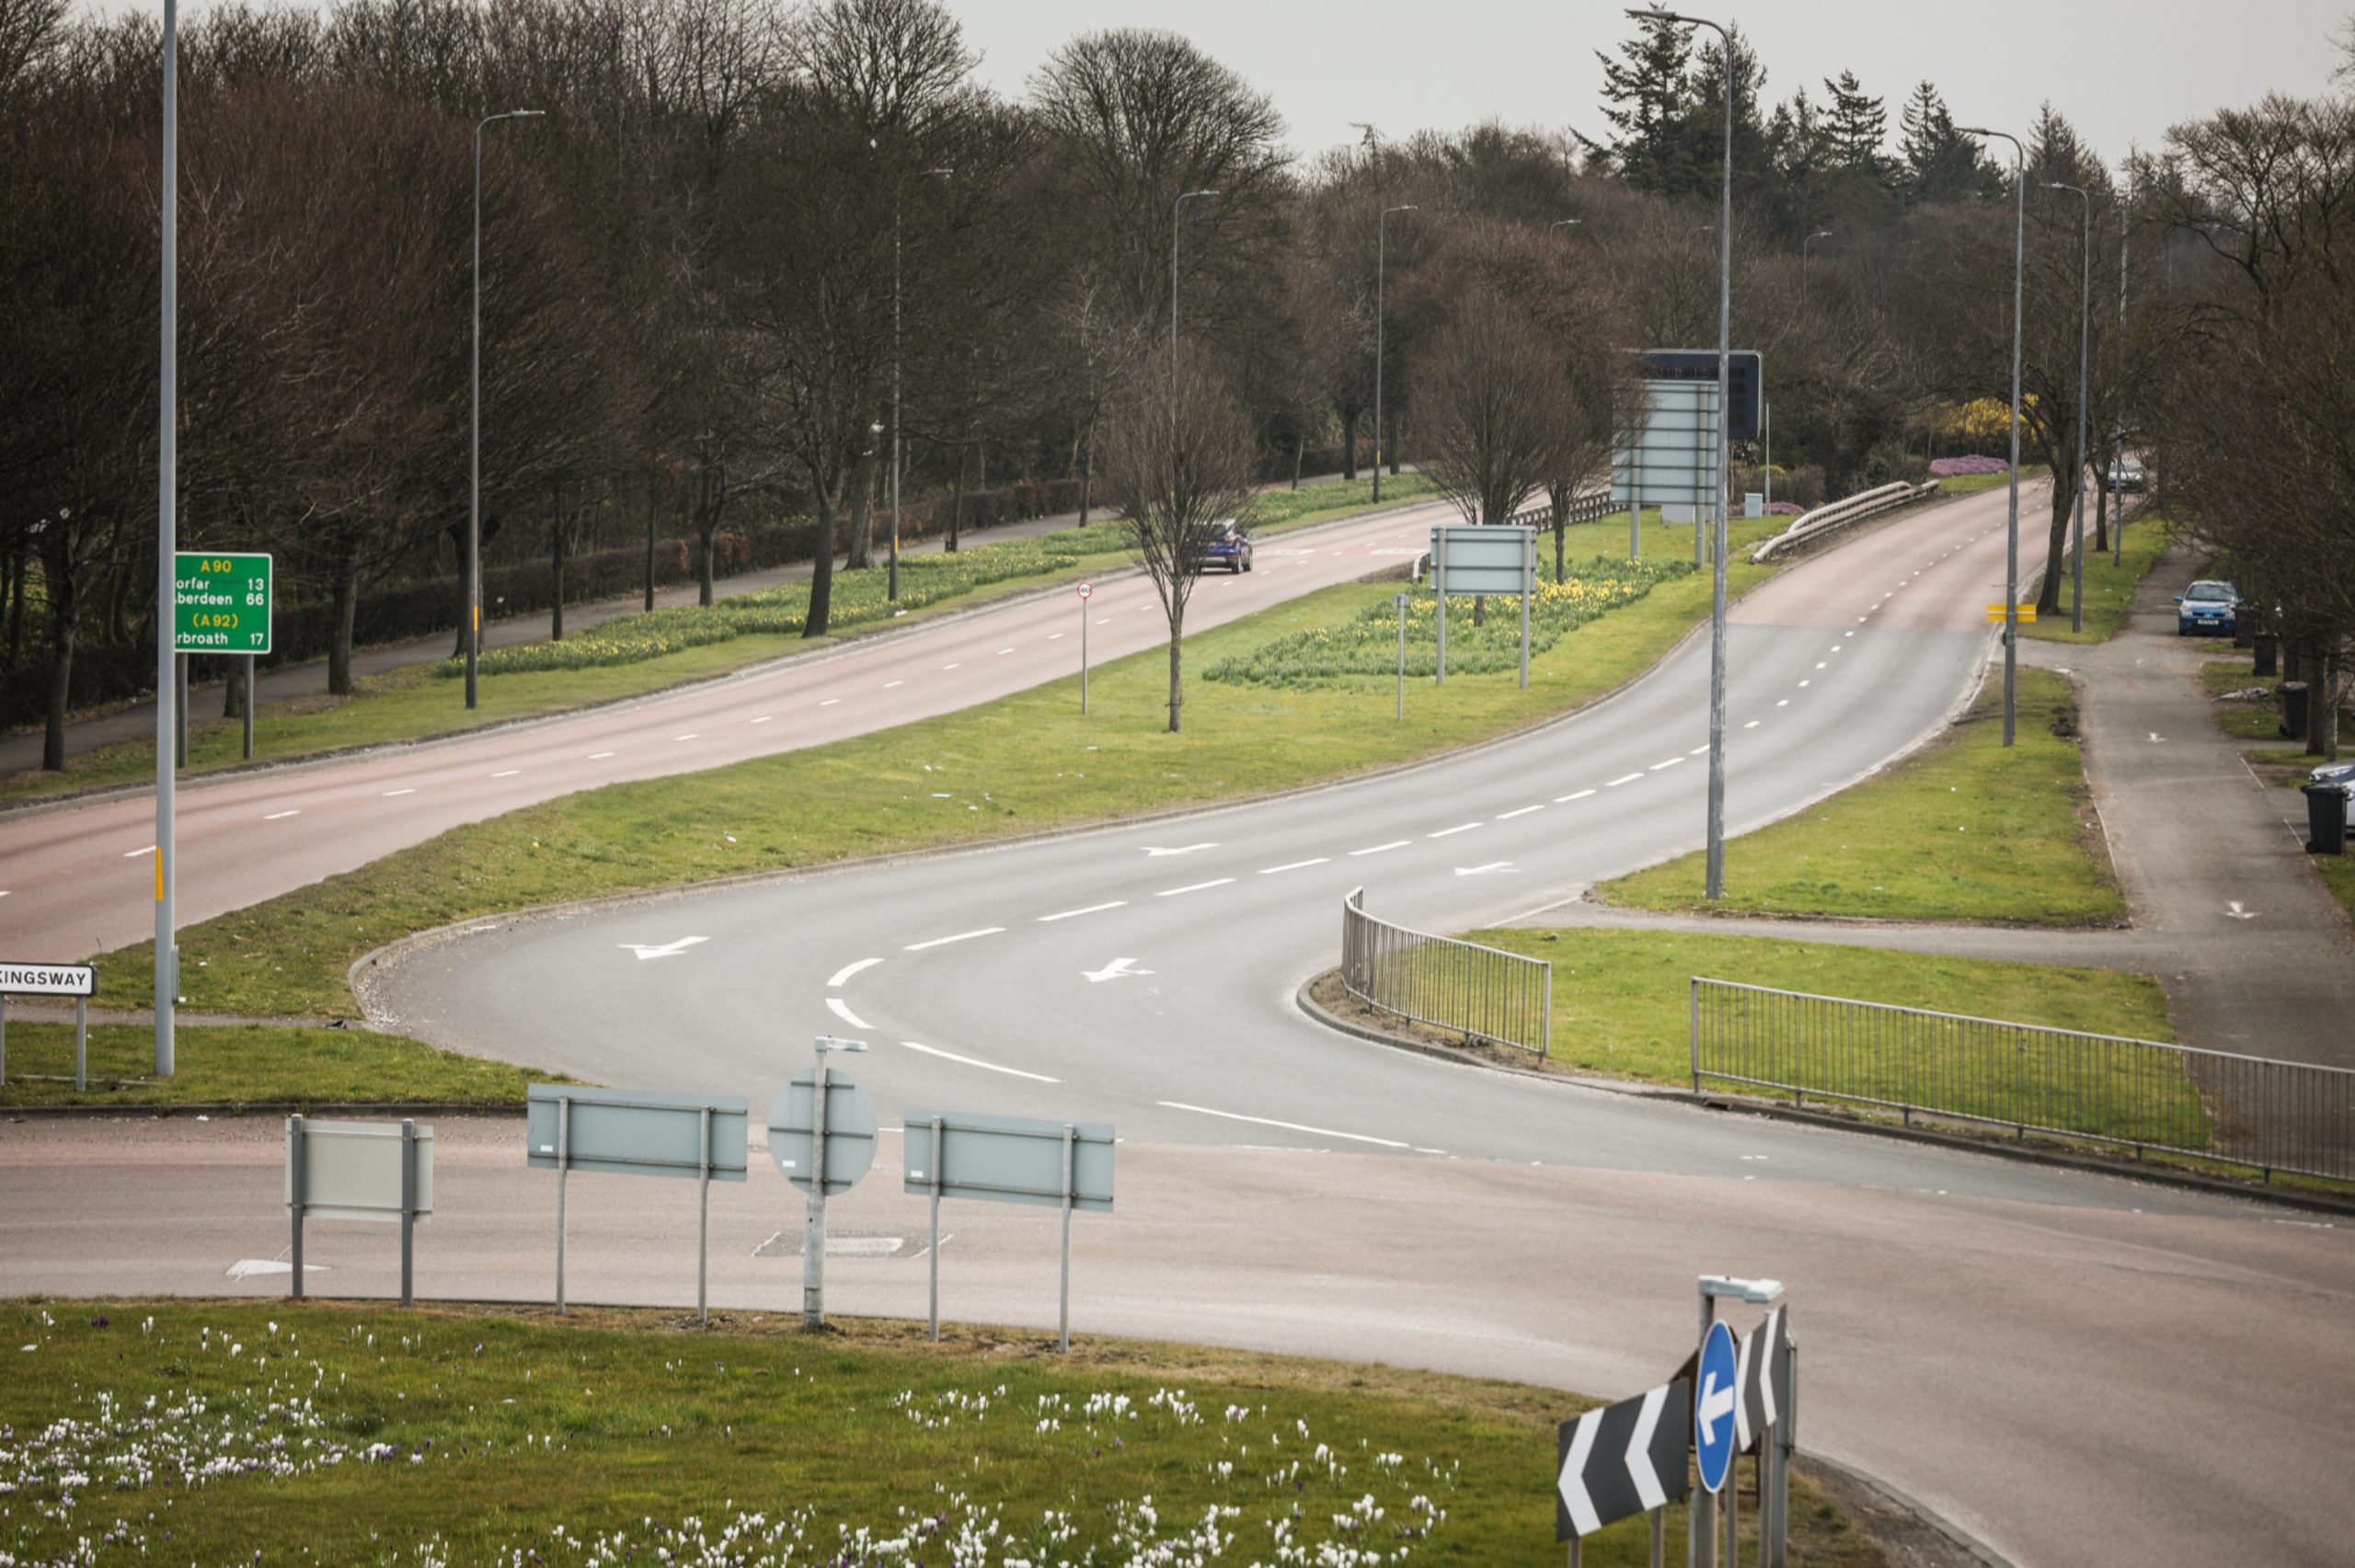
[960,0,2348,168]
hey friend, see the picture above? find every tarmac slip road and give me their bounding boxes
[0,499,1457,961]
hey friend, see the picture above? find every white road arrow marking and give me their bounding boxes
[826,997,873,1030]
[2226,902,2258,920]
[1698,1370,1737,1449]
[1558,1409,1603,1538]
[1455,862,1517,876]
[1084,957,1154,983]
[1626,1383,1671,1511]
[620,936,708,961]
[827,956,883,988]
[1143,842,1219,856]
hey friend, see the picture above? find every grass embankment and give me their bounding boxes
[2022,509,2176,645]
[1933,462,2051,497]
[0,475,1438,805]
[29,517,1776,1106]
[0,1301,1882,1568]
[1458,930,2191,1146]
[0,1023,557,1107]
[1600,669,2122,924]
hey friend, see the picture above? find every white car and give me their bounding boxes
[2106,457,2146,492]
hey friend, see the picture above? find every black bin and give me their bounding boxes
[2280,681,2309,740]
[2304,782,2349,855]
[2254,634,2279,678]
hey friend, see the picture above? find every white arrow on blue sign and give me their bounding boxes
[1694,1318,1740,1493]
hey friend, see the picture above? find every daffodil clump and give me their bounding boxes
[1205,555,1691,688]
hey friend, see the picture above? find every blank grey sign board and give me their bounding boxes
[902,1110,1113,1210]
[1429,526,1534,598]
[285,1120,432,1222]
[526,1085,748,1181]
[767,1072,878,1195]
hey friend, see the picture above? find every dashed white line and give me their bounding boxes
[904,927,1005,951]
[821,697,840,706]
[827,957,883,988]
[1350,841,1411,856]
[123,845,155,857]
[941,663,960,670]
[1744,719,1761,728]
[1798,679,1812,687]
[902,1040,1059,1083]
[263,809,300,820]
[672,734,698,742]
[996,647,1015,656]
[825,996,874,1030]
[383,787,417,796]
[1096,617,1111,625]
[1049,633,1064,640]
[1259,858,1331,875]
[589,751,615,760]
[1689,745,1710,756]
[1157,877,1236,897]
[1428,822,1483,839]
[1604,773,1644,787]
[1039,900,1128,921]
[1555,788,1597,802]
[884,680,905,689]
[1776,699,1790,707]
[1157,1101,1410,1149]
[1815,662,1828,670]
[749,716,773,725]
[491,769,522,778]
[1648,757,1684,771]
[1497,805,1545,820]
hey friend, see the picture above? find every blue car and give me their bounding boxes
[1196,524,1254,574]
[2175,579,2240,636]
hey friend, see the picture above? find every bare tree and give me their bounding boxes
[1098,339,1258,732]
[1416,281,1573,529]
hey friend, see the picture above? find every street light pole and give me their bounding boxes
[1960,126,2025,747]
[1646,8,1736,899]
[1800,229,1831,305]
[155,0,178,1076]
[1171,189,1219,390]
[2047,182,2092,633]
[1373,204,1416,503]
[2114,166,2131,567]
[469,108,545,711]
[889,166,954,604]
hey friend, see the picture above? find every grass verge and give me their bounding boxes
[1932,463,2051,496]
[1598,668,2122,924]
[0,1299,1882,1568]
[50,517,1778,1090]
[2200,658,2355,922]
[1,475,1437,806]
[2022,508,2176,644]
[0,1023,558,1107]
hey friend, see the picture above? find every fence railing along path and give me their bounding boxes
[1339,889,1551,1057]
[1690,977,2354,1184]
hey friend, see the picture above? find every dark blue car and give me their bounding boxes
[1196,523,1254,574]
[2175,579,2240,636]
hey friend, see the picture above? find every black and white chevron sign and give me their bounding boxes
[1737,1304,1787,1453]
[1555,1377,1693,1541]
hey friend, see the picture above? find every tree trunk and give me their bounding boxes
[40,563,77,772]
[1550,483,1570,583]
[6,548,26,666]
[643,464,658,612]
[845,446,876,570]
[805,480,839,638]
[1388,411,1402,475]
[2092,448,2111,555]
[948,443,968,554]
[1339,408,1360,480]
[1077,421,1095,526]
[695,462,724,608]
[2034,478,2073,616]
[328,561,361,696]
[550,478,567,641]
[1166,613,1184,733]
[223,656,243,719]
[2309,647,2335,758]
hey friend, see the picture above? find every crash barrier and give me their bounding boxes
[1690,978,2355,1184]
[1748,480,1937,564]
[1340,887,1551,1057]
[1504,488,1616,531]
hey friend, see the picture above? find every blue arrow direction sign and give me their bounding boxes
[1556,1378,1692,1541]
[1694,1319,1740,1493]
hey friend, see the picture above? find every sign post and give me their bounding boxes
[1077,580,1093,713]
[1694,1275,1784,1568]
[281,1116,434,1304]
[0,962,98,1090]
[767,1038,876,1330]
[1394,591,1410,721]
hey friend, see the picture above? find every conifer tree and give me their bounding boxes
[1822,70,1888,178]
[1595,5,1693,195]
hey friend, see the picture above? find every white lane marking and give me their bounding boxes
[1497,804,1545,820]
[1744,719,1761,728]
[1350,841,1411,855]
[263,809,300,820]
[1689,745,1710,756]
[1604,773,1644,787]
[821,697,840,706]
[1144,842,1218,857]
[1049,633,1064,640]
[1798,680,1811,687]
[1084,956,1154,983]
[827,957,883,988]
[1096,617,1111,625]
[0,892,9,898]
[124,844,156,857]
[749,716,773,725]
[1556,788,1598,802]
[1428,822,1483,838]
[672,734,698,742]
[1157,877,1235,897]
[620,936,708,961]
[588,751,615,760]
[383,787,417,796]
[491,769,522,778]
[1844,630,1856,637]
[2226,901,2258,921]
[826,996,874,1030]
[1040,900,1128,921]
[1158,1101,1410,1150]
[1649,757,1684,771]
[884,680,904,689]
[941,663,959,670]
[1456,862,1515,876]
[1815,662,1828,670]
[902,1040,1059,1082]
[904,927,1005,951]
[1259,858,1331,875]
[996,647,1015,656]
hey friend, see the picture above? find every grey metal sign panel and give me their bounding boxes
[1430,525,1535,598]
[767,1072,877,1195]
[285,1119,432,1223]
[902,1109,1114,1212]
[526,1084,749,1182]
[0,962,97,998]
[1613,380,1722,505]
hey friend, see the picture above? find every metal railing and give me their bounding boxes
[1748,480,1936,563]
[1691,978,2355,1184]
[1340,888,1551,1056]
[1505,488,1616,531]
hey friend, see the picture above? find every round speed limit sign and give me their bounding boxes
[1077,581,1093,601]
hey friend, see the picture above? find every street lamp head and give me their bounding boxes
[1699,1275,1785,1304]
[1183,189,1218,200]
[926,166,955,178]
[1384,203,1419,216]
[1809,229,1832,240]
[814,1036,868,1055]
[1551,217,1582,229]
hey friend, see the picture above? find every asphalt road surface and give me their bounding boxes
[0,497,1457,959]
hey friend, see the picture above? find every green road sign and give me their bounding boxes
[174,552,272,654]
